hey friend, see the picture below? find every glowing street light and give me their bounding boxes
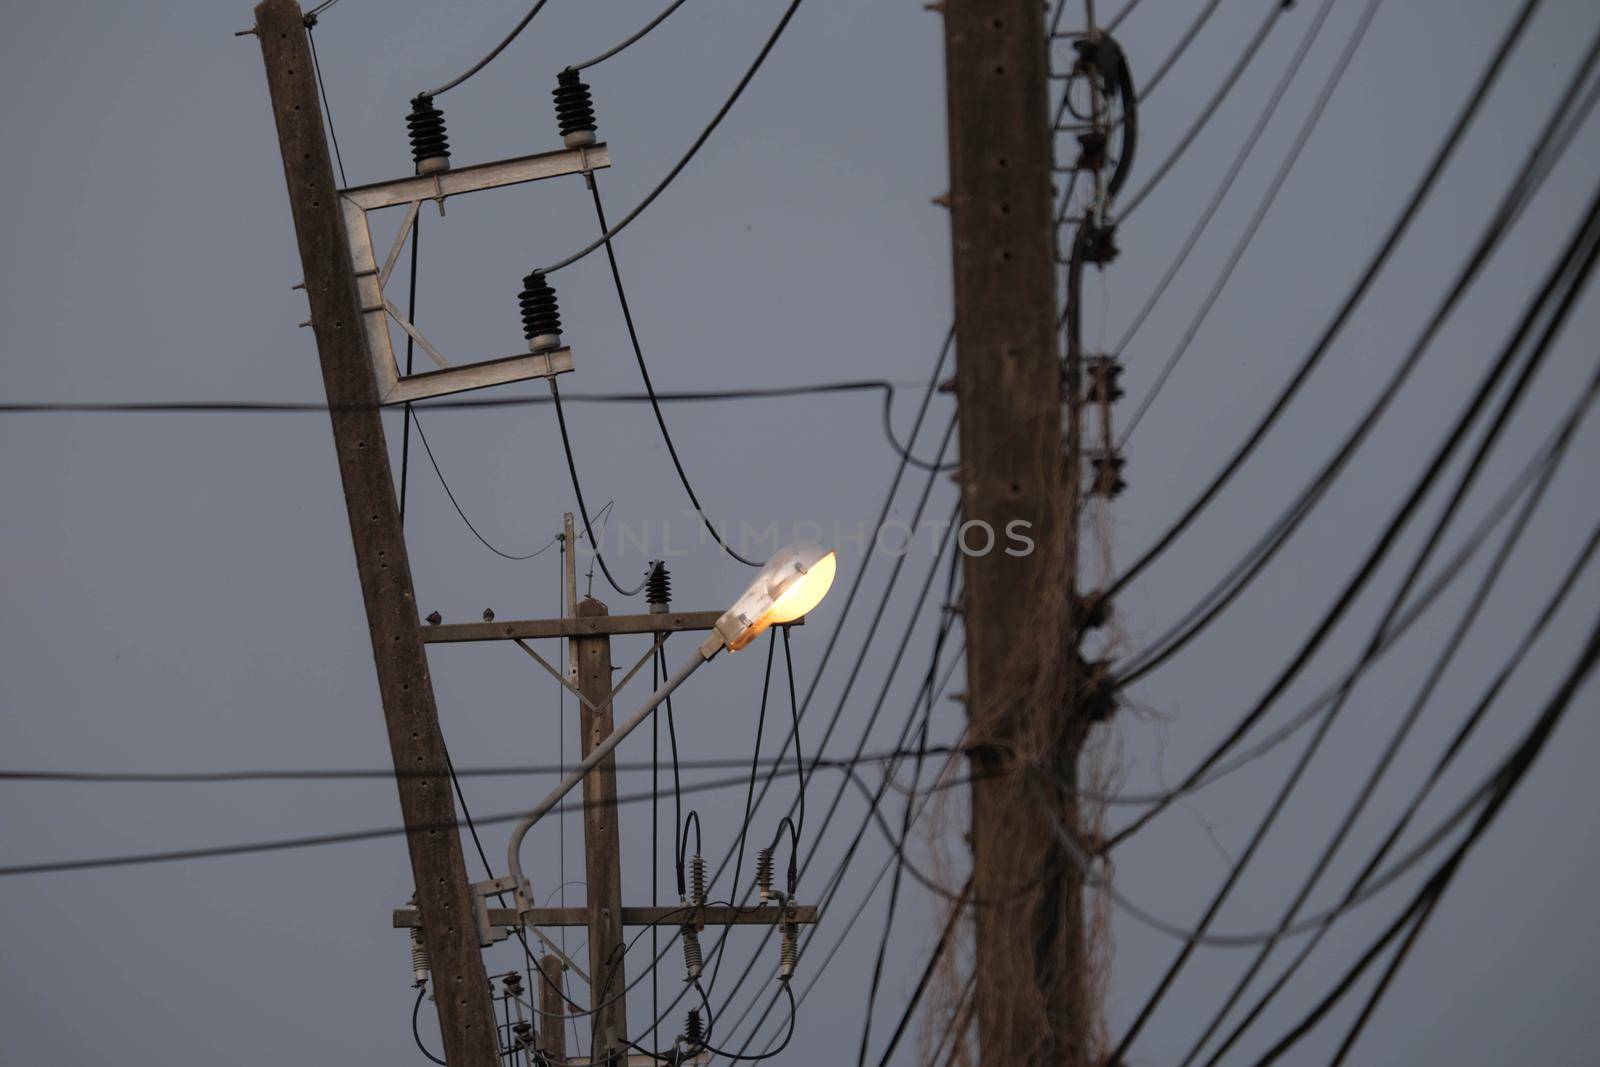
[505,544,837,908]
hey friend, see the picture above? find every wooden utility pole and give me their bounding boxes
[253,2,500,1063]
[573,596,630,1059]
[941,0,1090,1065]
[538,954,569,1060]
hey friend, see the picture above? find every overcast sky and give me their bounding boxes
[3,1,1599,1064]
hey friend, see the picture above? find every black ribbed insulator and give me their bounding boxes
[646,562,672,611]
[684,1009,705,1050]
[407,94,450,172]
[553,69,598,145]
[519,271,562,348]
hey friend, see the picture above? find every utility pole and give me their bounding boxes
[573,595,630,1059]
[941,0,1091,1064]
[252,2,501,1064]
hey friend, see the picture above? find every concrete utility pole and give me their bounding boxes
[940,0,1091,1064]
[252,1,501,1064]
[573,596,630,1058]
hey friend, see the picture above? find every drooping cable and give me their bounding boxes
[547,378,647,597]
[1119,0,1376,443]
[539,0,805,274]
[1105,0,1544,600]
[567,0,690,72]
[423,0,552,97]
[1115,0,1290,219]
[586,177,760,565]
[1107,171,1600,1062]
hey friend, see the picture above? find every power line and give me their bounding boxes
[539,0,806,274]
[586,176,760,566]
[423,0,552,97]
[0,755,961,879]
[1115,0,1290,219]
[1107,166,1600,1061]
[1105,0,1543,602]
[567,0,690,71]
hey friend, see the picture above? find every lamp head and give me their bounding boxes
[708,543,838,654]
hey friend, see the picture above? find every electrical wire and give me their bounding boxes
[586,177,760,565]
[407,411,562,560]
[1196,453,1600,1067]
[1115,0,1289,219]
[412,985,449,1065]
[0,757,947,877]
[1246,612,1600,1065]
[1107,175,1600,1061]
[423,0,552,97]
[1138,0,1224,101]
[546,379,647,597]
[0,379,923,415]
[608,323,958,1047]
[566,0,690,72]
[1120,0,1376,443]
[1105,0,1338,385]
[1106,0,1543,601]
[539,0,806,274]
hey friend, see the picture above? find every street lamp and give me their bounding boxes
[504,544,837,909]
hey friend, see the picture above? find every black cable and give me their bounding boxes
[1106,0,1542,601]
[0,748,956,784]
[0,759,939,877]
[659,641,686,895]
[1108,50,1600,842]
[779,627,806,863]
[587,177,760,565]
[731,634,778,904]
[1180,30,1600,1064]
[546,379,647,597]
[618,331,956,1045]
[0,379,924,415]
[1116,0,1589,685]
[1109,175,1600,1061]
[853,543,957,1067]
[1246,612,1600,1066]
[1119,0,1374,442]
[870,883,969,1067]
[567,0,690,72]
[407,411,561,560]
[1138,0,1224,100]
[305,19,348,188]
[709,507,969,1052]
[1199,508,1600,1067]
[423,0,552,97]
[539,0,806,274]
[412,986,449,1065]
[1106,0,1337,391]
[1116,0,1289,218]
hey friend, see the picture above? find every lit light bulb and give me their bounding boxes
[711,543,839,652]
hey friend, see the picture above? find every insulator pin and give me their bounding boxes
[553,69,598,147]
[406,94,451,175]
[519,271,563,352]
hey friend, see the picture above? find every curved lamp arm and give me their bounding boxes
[504,634,723,910]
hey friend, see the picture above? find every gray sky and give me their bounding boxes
[2,1,1598,1064]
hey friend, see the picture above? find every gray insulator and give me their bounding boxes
[681,926,704,981]
[777,922,798,982]
[410,928,431,988]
